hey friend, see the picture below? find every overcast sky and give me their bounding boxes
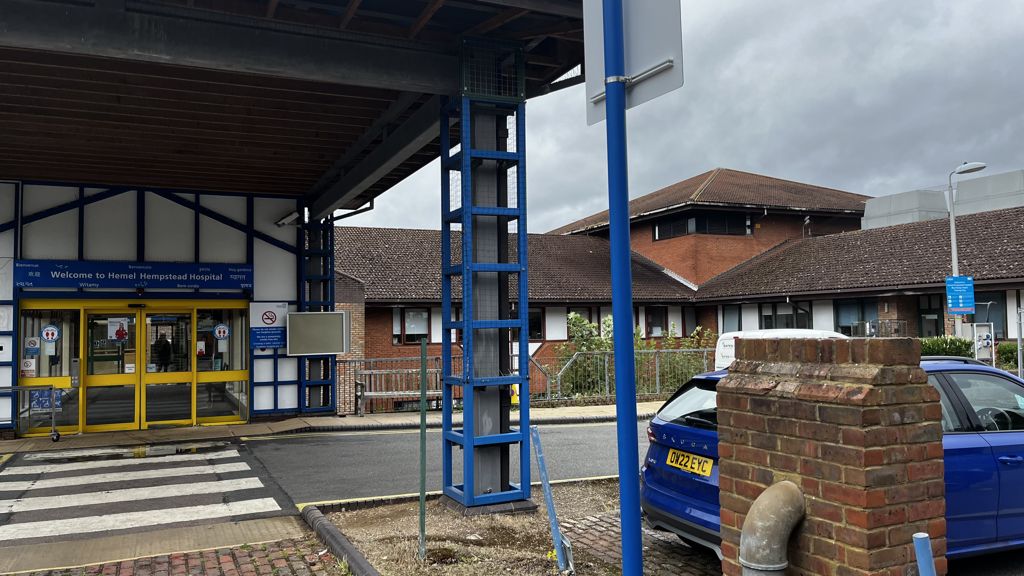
[341,0,1024,234]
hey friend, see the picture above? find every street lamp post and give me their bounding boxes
[947,161,986,337]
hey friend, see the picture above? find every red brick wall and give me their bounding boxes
[335,301,364,415]
[877,295,920,337]
[629,214,858,284]
[695,305,718,334]
[718,338,946,575]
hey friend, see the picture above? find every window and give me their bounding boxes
[653,211,749,240]
[722,305,741,333]
[196,309,247,372]
[568,307,592,323]
[928,375,966,433]
[510,305,544,341]
[646,306,668,337]
[656,378,718,429]
[528,308,544,340]
[20,310,80,378]
[946,372,1024,432]
[966,292,1007,339]
[835,298,879,336]
[393,308,429,345]
[758,302,811,329]
[919,294,945,337]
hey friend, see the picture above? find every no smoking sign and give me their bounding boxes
[249,302,287,349]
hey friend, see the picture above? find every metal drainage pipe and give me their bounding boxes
[738,480,806,576]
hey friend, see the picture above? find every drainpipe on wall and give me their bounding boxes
[738,480,805,576]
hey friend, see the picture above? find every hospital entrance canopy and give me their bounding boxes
[0,0,584,217]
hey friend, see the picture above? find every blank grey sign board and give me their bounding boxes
[286,312,349,355]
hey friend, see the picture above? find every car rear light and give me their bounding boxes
[647,426,656,443]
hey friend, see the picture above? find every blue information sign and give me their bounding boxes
[250,327,286,349]
[946,275,976,315]
[14,260,253,291]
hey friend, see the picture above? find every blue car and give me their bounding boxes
[640,357,1024,559]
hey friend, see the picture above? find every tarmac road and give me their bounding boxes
[244,422,1024,575]
[244,421,650,505]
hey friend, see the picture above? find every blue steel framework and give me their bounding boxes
[0,181,336,429]
[440,96,531,507]
[297,216,337,414]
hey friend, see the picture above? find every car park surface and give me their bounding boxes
[640,359,1024,559]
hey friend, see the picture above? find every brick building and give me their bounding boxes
[549,168,868,285]
[697,206,1024,341]
[334,227,698,413]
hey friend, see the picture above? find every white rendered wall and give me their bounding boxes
[0,186,14,419]
[668,306,683,336]
[22,185,79,260]
[813,300,836,332]
[83,193,137,261]
[430,307,443,343]
[200,196,247,264]
[741,304,759,331]
[253,198,298,245]
[253,239,296,301]
[1008,291,1019,339]
[636,306,646,336]
[599,306,612,335]
[546,307,567,340]
[145,193,193,262]
[199,216,246,264]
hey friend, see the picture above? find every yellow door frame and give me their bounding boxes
[140,309,195,430]
[18,299,250,436]
[82,308,142,432]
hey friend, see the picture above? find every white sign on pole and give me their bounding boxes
[583,0,684,125]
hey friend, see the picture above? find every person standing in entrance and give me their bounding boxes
[156,333,172,372]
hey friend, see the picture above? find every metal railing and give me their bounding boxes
[338,348,709,413]
[339,356,460,415]
[547,349,712,399]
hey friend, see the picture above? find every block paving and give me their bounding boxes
[17,538,347,576]
[561,511,721,576]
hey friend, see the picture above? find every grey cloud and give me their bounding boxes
[343,0,1024,234]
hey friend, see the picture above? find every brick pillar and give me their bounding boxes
[718,338,945,576]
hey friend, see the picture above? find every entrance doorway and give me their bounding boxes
[85,310,195,430]
[18,300,249,436]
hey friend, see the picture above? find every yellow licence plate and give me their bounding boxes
[666,449,713,477]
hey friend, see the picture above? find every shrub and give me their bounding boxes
[998,342,1019,370]
[919,336,974,357]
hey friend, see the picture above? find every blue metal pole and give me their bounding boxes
[602,0,642,574]
[530,425,566,572]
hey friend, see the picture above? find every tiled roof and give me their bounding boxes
[335,227,695,303]
[697,207,1024,300]
[549,168,869,234]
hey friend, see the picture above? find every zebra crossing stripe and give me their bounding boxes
[0,477,266,513]
[20,442,230,461]
[0,498,282,541]
[0,462,251,493]
[0,450,241,476]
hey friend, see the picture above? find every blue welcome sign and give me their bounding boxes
[14,260,253,291]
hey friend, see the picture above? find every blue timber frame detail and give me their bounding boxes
[3,179,306,428]
[1,182,21,430]
[440,95,530,507]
